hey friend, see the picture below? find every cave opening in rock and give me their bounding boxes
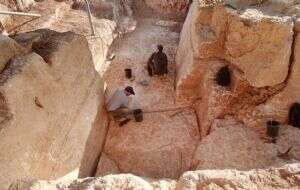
[215,65,231,87]
[288,102,300,128]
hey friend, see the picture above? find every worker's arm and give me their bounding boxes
[148,53,155,64]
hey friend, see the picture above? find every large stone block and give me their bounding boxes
[0,30,107,189]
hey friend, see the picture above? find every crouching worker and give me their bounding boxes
[106,86,135,127]
[147,45,168,76]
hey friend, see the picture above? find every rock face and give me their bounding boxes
[176,0,294,102]
[0,30,108,189]
[0,35,26,73]
[175,0,300,170]
[144,0,190,15]
[8,164,300,190]
[0,0,35,11]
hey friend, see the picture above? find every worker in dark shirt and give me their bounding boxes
[147,45,168,76]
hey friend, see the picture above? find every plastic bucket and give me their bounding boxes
[266,120,280,138]
[125,69,132,79]
[133,109,143,122]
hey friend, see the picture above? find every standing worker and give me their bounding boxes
[106,86,135,127]
[147,45,168,76]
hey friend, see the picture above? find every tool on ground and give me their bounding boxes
[143,105,192,114]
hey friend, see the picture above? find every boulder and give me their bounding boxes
[0,30,107,189]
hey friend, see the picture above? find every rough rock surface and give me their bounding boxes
[0,35,26,73]
[8,164,300,190]
[243,32,300,131]
[175,0,300,170]
[99,109,199,179]
[0,0,35,10]
[144,0,190,15]
[177,163,300,190]
[0,30,107,189]
[193,119,300,170]
[0,4,12,30]
[176,0,294,99]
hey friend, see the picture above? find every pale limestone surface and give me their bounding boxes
[8,164,300,190]
[177,164,300,190]
[193,119,300,170]
[175,0,300,171]
[0,31,106,189]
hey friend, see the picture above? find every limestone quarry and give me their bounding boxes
[0,0,299,190]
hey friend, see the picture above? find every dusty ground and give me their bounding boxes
[99,18,200,178]
[104,18,179,108]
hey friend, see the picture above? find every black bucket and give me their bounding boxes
[125,69,132,79]
[133,109,143,122]
[266,120,280,138]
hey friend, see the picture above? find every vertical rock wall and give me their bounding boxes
[0,30,108,189]
[176,0,300,170]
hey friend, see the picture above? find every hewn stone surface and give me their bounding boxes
[193,119,300,170]
[243,33,300,131]
[175,0,300,171]
[176,0,294,97]
[0,30,107,189]
[97,109,199,179]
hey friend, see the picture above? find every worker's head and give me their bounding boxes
[157,45,163,52]
[124,86,135,96]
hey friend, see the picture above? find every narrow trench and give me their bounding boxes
[93,15,202,178]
